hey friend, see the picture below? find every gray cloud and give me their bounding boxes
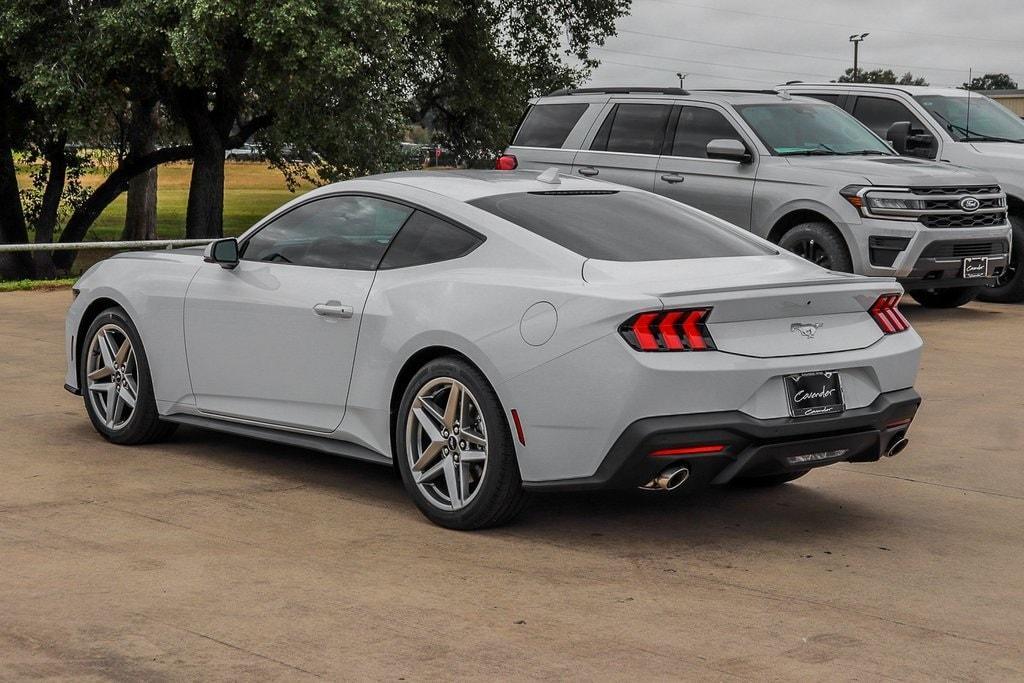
[583,0,1024,89]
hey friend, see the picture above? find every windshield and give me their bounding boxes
[735,102,894,156]
[914,94,1024,143]
[468,191,772,262]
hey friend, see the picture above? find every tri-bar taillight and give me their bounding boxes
[870,294,911,334]
[619,308,716,352]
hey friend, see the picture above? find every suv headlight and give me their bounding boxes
[840,185,924,219]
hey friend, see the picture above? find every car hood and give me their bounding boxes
[785,155,998,186]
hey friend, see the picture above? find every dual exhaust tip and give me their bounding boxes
[642,435,909,491]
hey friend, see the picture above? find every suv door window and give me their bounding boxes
[670,106,743,158]
[591,104,673,155]
[851,96,928,138]
[242,195,413,270]
[513,103,589,148]
[800,93,841,105]
[378,211,483,269]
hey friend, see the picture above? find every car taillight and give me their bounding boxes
[619,308,716,351]
[495,154,518,170]
[870,293,910,334]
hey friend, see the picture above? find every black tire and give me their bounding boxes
[80,307,178,445]
[394,356,525,530]
[907,287,981,309]
[977,214,1024,303]
[778,222,854,273]
[729,470,810,487]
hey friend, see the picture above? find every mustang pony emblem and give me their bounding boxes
[791,322,824,339]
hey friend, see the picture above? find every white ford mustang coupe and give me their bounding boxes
[65,170,922,529]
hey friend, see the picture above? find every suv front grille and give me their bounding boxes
[921,197,1005,212]
[920,240,1010,259]
[920,212,1007,228]
[910,185,1001,196]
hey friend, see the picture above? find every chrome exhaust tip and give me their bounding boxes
[885,436,909,458]
[640,465,690,491]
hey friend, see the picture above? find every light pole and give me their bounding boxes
[848,33,869,82]
[676,72,688,88]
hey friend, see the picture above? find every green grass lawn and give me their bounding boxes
[83,162,311,241]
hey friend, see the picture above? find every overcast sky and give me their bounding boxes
[582,0,1024,90]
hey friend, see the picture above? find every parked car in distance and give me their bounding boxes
[65,170,921,529]
[779,82,1024,303]
[500,87,1012,308]
[224,143,264,161]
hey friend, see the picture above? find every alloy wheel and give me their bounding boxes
[85,323,138,430]
[405,377,489,511]
[792,238,833,269]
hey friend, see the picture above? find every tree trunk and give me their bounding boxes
[185,139,225,239]
[54,144,194,270]
[0,141,34,279]
[31,135,68,278]
[122,167,157,241]
[122,101,159,241]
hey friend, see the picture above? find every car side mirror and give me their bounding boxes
[886,121,912,154]
[204,238,239,269]
[706,138,752,163]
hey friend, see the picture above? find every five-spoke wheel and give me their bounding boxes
[395,357,525,529]
[80,307,177,444]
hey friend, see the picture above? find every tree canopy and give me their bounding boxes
[836,68,928,85]
[962,73,1018,90]
[0,0,630,277]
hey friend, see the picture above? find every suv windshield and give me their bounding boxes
[468,191,772,262]
[735,102,894,156]
[915,94,1024,143]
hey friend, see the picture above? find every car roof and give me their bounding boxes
[364,169,630,202]
[533,88,801,107]
[779,82,971,97]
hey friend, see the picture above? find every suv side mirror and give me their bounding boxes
[706,138,752,163]
[886,121,913,154]
[204,238,239,269]
[886,121,936,157]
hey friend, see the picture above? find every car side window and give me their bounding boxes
[242,195,413,270]
[801,93,841,105]
[670,106,743,158]
[591,104,673,155]
[513,103,589,148]
[378,211,483,269]
[852,96,928,138]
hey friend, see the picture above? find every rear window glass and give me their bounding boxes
[513,103,589,148]
[468,191,771,262]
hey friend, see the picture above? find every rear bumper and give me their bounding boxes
[522,387,920,491]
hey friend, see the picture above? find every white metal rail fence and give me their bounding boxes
[0,239,215,253]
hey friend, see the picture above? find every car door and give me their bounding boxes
[183,195,414,432]
[571,101,673,191]
[655,104,757,228]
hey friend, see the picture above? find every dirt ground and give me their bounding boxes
[1,289,1022,680]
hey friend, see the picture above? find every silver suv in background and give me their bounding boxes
[499,87,1012,308]
[779,83,1024,303]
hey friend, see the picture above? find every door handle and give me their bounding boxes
[577,167,599,177]
[660,173,685,184]
[313,301,354,318]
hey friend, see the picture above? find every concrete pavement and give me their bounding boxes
[1,289,1022,680]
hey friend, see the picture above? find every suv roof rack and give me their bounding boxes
[547,86,690,97]
[784,80,803,85]
[691,89,780,95]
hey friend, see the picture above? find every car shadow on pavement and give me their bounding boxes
[900,300,1009,322]
[147,425,885,555]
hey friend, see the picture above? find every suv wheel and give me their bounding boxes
[908,287,981,309]
[779,222,853,272]
[977,215,1024,303]
[394,356,526,530]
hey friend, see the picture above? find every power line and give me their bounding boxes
[615,28,993,75]
[593,46,836,80]
[644,0,1024,47]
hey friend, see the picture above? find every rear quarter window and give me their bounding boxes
[513,103,589,148]
[469,191,772,262]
